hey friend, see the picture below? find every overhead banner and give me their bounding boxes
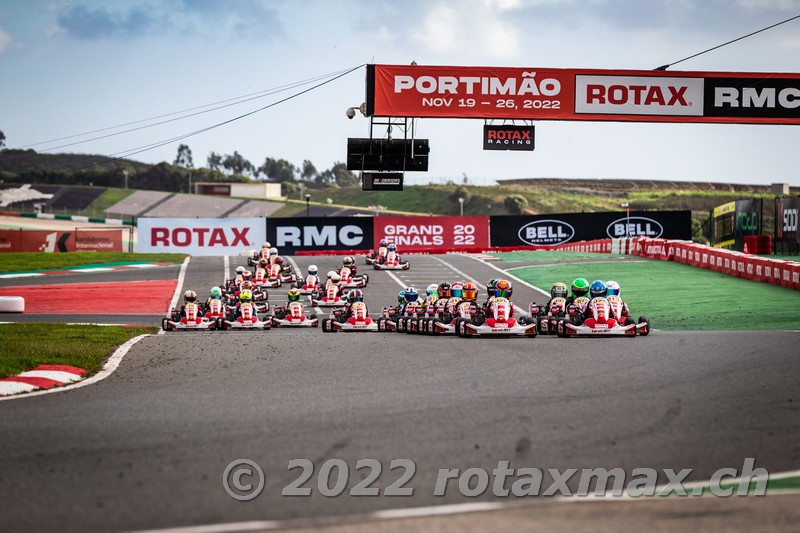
[367,64,800,125]
[489,211,691,247]
[373,216,490,251]
[267,216,373,254]
[483,125,535,151]
[138,218,266,256]
[776,197,800,243]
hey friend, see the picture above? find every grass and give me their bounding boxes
[508,253,800,331]
[492,251,637,262]
[0,323,155,378]
[77,187,137,218]
[0,252,186,273]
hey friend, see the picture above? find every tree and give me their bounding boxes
[450,186,471,205]
[0,130,5,149]
[222,151,254,176]
[300,159,317,182]
[504,194,528,215]
[174,144,194,169]
[330,162,358,187]
[258,157,297,183]
[207,152,222,171]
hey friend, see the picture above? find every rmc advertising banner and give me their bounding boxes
[489,211,692,247]
[367,64,800,125]
[266,216,373,255]
[137,218,266,255]
[373,216,490,252]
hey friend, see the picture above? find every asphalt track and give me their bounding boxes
[0,254,798,531]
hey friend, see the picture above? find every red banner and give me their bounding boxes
[0,230,123,253]
[368,64,800,125]
[373,216,489,252]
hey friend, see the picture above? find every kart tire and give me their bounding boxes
[472,313,485,327]
[309,313,318,320]
[557,319,567,338]
[397,318,405,332]
[216,318,226,330]
[363,274,369,285]
[161,318,170,332]
[638,316,651,336]
[442,312,453,325]
[377,318,384,332]
[537,317,548,335]
[321,318,328,332]
[274,309,285,320]
[625,316,635,326]
[456,318,466,337]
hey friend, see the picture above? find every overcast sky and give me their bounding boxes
[1,0,799,186]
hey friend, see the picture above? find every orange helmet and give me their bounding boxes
[495,279,512,299]
[462,282,478,301]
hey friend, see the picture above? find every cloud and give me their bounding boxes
[57,4,156,39]
[0,28,10,54]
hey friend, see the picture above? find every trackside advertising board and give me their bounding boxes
[776,197,800,243]
[373,216,490,251]
[367,64,800,125]
[267,216,373,255]
[138,218,266,255]
[490,211,691,247]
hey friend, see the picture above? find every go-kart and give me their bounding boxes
[311,285,346,307]
[247,249,269,267]
[217,302,271,330]
[376,306,402,332]
[456,298,537,338]
[557,297,650,337]
[162,303,217,331]
[373,250,410,271]
[536,297,568,335]
[394,302,422,333]
[204,299,227,320]
[365,246,387,265]
[271,301,319,328]
[337,266,369,289]
[428,300,479,335]
[279,265,297,284]
[294,275,321,295]
[255,264,283,289]
[322,302,378,332]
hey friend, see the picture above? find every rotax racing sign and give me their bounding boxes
[374,216,490,251]
[138,218,266,256]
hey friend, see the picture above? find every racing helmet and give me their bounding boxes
[287,288,301,302]
[426,283,439,297]
[495,279,512,299]
[242,270,253,279]
[379,239,388,247]
[589,280,608,298]
[209,286,223,300]
[387,244,397,252]
[269,247,278,257]
[571,278,590,298]
[240,280,254,291]
[343,256,355,268]
[397,290,406,305]
[550,282,568,299]
[404,286,419,302]
[258,258,268,268]
[274,256,284,266]
[450,282,464,299]
[486,278,499,298]
[462,282,478,301]
[261,241,271,249]
[437,282,451,299]
[348,289,364,303]
[606,280,621,296]
[308,264,318,276]
[239,289,253,303]
[326,270,337,279]
[329,272,341,283]
[183,290,197,304]
[235,266,246,276]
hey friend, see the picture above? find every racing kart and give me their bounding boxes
[376,306,401,332]
[247,249,269,267]
[372,250,410,271]
[322,302,378,332]
[162,302,217,331]
[557,296,650,337]
[216,302,271,330]
[271,301,319,328]
[337,266,369,289]
[294,275,321,295]
[311,285,346,307]
[426,300,479,335]
[253,264,284,289]
[456,298,537,338]
[535,297,568,335]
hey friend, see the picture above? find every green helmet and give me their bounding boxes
[550,282,568,299]
[571,278,590,297]
[210,286,222,300]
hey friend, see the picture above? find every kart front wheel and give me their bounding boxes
[638,316,651,336]
[161,318,170,332]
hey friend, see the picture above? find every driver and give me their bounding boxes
[338,256,359,277]
[234,289,257,319]
[535,282,569,317]
[174,289,199,319]
[579,280,611,321]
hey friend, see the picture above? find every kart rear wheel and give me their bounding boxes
[161,318,170,332]
[555,319,566,338]
[537,317,549,335]
[456,318,466,337]
[377,318,385,332]
[321,318,328,332]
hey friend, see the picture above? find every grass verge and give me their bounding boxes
[507,253,800,331]
[0,323,155,378]
[491,251,639,263]
[0,252,186,273]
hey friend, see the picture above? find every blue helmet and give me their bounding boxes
[606,280,620,296]
[404,286,419,302]
[348,289,364,303]
[388,244,397,252]
[589,280,608,298]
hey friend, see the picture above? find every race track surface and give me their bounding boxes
[0,254,798,531]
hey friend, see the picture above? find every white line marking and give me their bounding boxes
[16,370,83,382]
[372,502,504,519]
[384,269,408,289]
[68,267,113,273]
[0,273,44,279]
[0,334,150,402]
[0,381,38,395]
[463,254,550,299]
[223,255,230,282]
[133,520,280,533]
[159,256,190,335]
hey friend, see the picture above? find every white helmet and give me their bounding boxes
[308,264,318,275]
[606,280,621,296]
[269,247,278,256]
[261,241,271,249]
[235,266,245,275]
[329,272,341,283]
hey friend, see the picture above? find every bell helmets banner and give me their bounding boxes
[267,216,373,254]
[374,216,490,251]
[489,211,691,247]
[138,218,266,256]
[367,64,800,125]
